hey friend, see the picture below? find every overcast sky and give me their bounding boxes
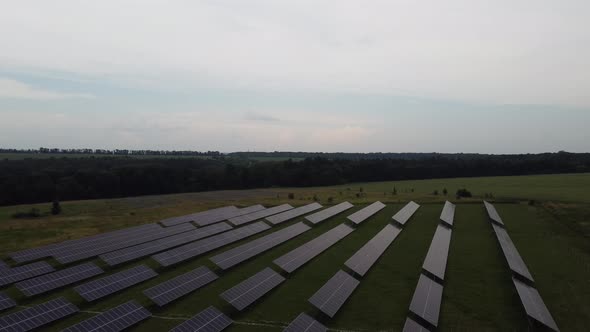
[1,1,589,153]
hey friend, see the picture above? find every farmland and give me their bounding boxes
[0,173,589,331]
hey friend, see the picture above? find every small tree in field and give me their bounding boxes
[443,188,448,196]
[288,193,295,199]
[51,200,62,215]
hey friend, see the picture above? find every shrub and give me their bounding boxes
[12,208,42,219]
[288,193,295,199]
[51,200,62,215]
[456,188,472,198]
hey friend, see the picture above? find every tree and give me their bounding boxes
[51,199,62,215]
[288,193,295,199]
[443,188,448,196]
[433,190,439,195]
[393,186,397,195]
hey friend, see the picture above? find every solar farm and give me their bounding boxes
[0,194,586,331]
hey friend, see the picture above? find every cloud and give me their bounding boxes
[243,112,280,122]
[0,78,94,100]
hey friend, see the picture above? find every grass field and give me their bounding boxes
[1,173,589,331]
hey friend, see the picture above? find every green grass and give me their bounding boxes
[1,174,589,331]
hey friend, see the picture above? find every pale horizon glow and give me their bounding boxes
[1,1,589,153]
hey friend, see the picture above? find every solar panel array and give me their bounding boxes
[439,201,455,226]
[284,313,327,332]
[305,202,354,224]
[392,201,420,225]
[16,262,103,297]
[75,265,157,302]
[228,204,293,226]
[483,200,504,225]
[421,224,452,281]
[345,224,401,277]
[274,224,354,273]
[144,266,219,306]
[512,277,559,332]
[221,267,285,311]
[346,201,386,225]
[63,300,151,332]
[0,297,78,332]
[0,260,7,270]
[0,292,16,311]
[266,202,323,225]
[54,222,196,264]
[196,204,266,227]
[491,223,534,282]
[160,206,238,227]
[402,317,429,332]
[152,221,271,267]
[408,274,443,327]
[170,306,232,332]
[309,270,360,318]
[100,223,232,266]
[9,223,160,263]
[0,261,55,287]
[211,222,311,270]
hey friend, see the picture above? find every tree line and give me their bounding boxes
[1,151,589,206]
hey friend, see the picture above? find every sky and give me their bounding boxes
[1,0,589,153]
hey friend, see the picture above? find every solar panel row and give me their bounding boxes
[439,201,455,226]
[512,277,559,332]
[266,202,323,225]
[0,297,78,332]
[221,267,285,311]
[54,222,196,264]
[344,224,401,277]
[170,306,232,332]
[421,224,452,281]
[402,317,429,332]
[0,261,7,270]
[392,201,420,225]
[160,206,238,227]
[152,221,271,267]
[283,313,327,332]
[0,261,55,287]
[491,223,534,283]
[75,265,157,302]
[408,274,443,327]
[308,270,360,318]
[144,266,219,306]
[16,262,104,297]
[228,204,293,226]
[63,300,151,332]
[483,201,504,225]
[100,222,233,266]
[196,205,266,227]
[274,223,354,273]
[346,201,386,225]
[305,202,354,224]
[0,292,15,311]
[210,222,311,270]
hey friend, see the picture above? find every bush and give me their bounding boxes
[313,194,319,201]
[443,188,448,195]
[287,193,295,199]
[433,190,439,195]
[12,208,42,219]
[327,197,334,203]
[51,200,62,215]
[456,188,472,198]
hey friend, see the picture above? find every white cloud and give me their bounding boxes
[0,78,94,100]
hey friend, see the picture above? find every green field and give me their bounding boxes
[1,173,589,331]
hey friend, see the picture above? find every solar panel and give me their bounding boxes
[0,292,16,311]
[492,223,534,283]
[62,300,151,332]
[220,268,285,311]
[195,204,266,226]
[228,204,293,226]
[309,270,360,318]
[170,306,232,332]
[392,201,420,225]
[483,201,504,225]
[152,221,271,267]
[0,260,8,270]
[422,224,452,281]
[274,224,354,273]
[0,261,55,287]
[16,262,103,297]
[54,223,196,264]
[283,313,327,332]
[439,201,455,226]
[266,202,323,225]
[408,274,443,327]
[347,201,386,225]
[160,206,238,227]
[100,223,232,266]
[402,317,429,332]
[345,224,402,277]
[512,277,559,332]
[144,266,218,306]
[0,297,78,332]
[210,222,311,270]
[305,202,354,224]
[75,265,157,302]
